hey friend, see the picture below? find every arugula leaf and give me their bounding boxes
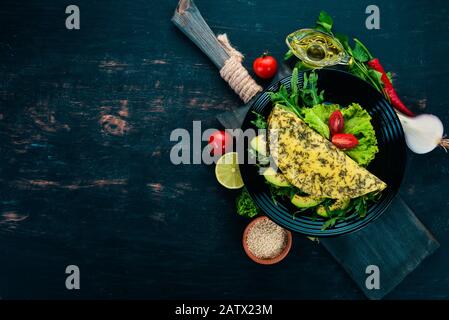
[348,192,381,218]
[335,33,353,55]
[349,59,385,95]
[349,62,366,79]
[295,61,313,71]
[270,185,296,199]
[269,68,303,117]
[300,71,325,108]
[352,41,370,62]
[344,38,387,95]
[368,69,383,84]
[316,11,333,34]
[284,49,294,61]
[353,38,373,61]
[321,207,347,230]
[269,85,301,117]
[386,71,394,84]
[269,185,297,207]
[311,72,325,105]
[269,85,289,105]
[353,196,367,218]
[290,67,299,105]
[250,111,267,129]
[320,192,380,229]
[322,217,338,230]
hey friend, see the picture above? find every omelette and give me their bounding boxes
[268,104,387,199]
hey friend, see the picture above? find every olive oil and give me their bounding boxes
[286,29,351,68]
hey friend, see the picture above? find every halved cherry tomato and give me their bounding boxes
[253,54,278,79]
[332,133,359,150]
[208,130,232,155]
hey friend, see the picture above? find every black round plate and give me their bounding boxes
[240,69,406,237]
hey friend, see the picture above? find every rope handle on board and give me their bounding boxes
[217,34,263,103]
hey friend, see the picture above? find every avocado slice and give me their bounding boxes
[263,167,291,187]
[250,135,267,156]
[263,167,290,187]
[316,198,351,218]
[291,194,324,209]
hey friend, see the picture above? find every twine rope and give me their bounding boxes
[217,34,262,103]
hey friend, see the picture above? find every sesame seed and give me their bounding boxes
[246,218,288,259]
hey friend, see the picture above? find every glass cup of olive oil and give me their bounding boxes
[286,29,352,68]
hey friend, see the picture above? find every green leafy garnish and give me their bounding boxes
[368,69,383,84]
[300,71,325,108]
[270,185,296,200]
[270,185,301,208]
[269,68,302,117]
[320,192,381,230]
[295,61,313,71]
[236,188,259,218]
[284,49,294,61]
[353,38,374,61]
[335,33,352,55]
[251,111,267,129]
[352,41,370,62]
[290,67,300,106]
[315,11,334,34]
[352,192,381,218]
[321,216,340,230]
[386,72,394,84]
[269,69,324,116]
[302,103,338,139]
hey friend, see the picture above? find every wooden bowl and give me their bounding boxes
[242,216,292,265]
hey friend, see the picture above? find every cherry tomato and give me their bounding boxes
[328,110,344,136]
[253,54,278,79]
[332,133,359,150]
[208,130,232,155]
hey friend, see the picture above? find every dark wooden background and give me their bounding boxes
[0,0,448,299]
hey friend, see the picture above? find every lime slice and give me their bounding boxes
[215,152,244,189]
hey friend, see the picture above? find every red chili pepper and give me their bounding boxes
[332,133,359,150]
[367,58,415,117]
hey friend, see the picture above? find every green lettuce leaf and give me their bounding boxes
[342,103,379,166]
[302,103,338,139]
[302,103,378,166]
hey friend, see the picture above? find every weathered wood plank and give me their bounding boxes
[0,0,448,299]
